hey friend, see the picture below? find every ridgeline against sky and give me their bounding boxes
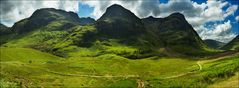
[0,0,239,43]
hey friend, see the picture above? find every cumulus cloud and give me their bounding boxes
[136,1,160,17]
[0,0,78,27]
[80,0,161,19]
[158,0,205,18]
[224,5,238,17]
[160,0,237,43]
[188,1,237,43]
[199,21,236,43]
[236,15,239,21]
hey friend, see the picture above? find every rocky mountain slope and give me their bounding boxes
[1,4,215,57]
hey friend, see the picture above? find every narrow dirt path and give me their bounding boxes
[137,79,145,88]
[197,61,202,71]
[197,52,239,71]
[45,69,139,78]
[162,52,239,79]
[163,72,195,79]
[2,52,237,82]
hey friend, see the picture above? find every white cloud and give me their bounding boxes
[185,0,230,27]
[80,0,159,19]
[224,5,238,17]
[0,0,78,27]
[214,21,232,35]
[236,15,239,21]
[181,0,237,43]
[157,0,205,18]
[199,21,236,43]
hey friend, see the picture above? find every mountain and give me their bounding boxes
[95,4,207,54]
[2,4,214,58]
[11,8,95,34]
[96,4,145,41]
[142,13,207,55]
[0,23,13,45]
[0,23,8,29]
[0,23,11,35]
[221,35,239,50]
[2,8,96,56]
[204,39,226,49]
[79,17,95,25]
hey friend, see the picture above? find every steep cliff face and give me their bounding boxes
[142,13,207,55]
[96,4,145,40]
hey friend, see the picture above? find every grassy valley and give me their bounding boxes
[1,47,238,87]
[0,4,238,88]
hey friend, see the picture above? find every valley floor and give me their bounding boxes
[0,47,238,87]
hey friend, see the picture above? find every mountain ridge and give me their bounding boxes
[204,39,226,49]
[96,4,145,40]
[221,35,239,50]
[11,8,95,34]
[142,12,207,55]
[0,23,11,35]
[1,4,216,57]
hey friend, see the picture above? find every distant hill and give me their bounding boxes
[11,8,95,34]
[221,35,239,50]
[0,23,13,45]
[0,23,11,35]
[79,17,95,25]
[204,39,226,49]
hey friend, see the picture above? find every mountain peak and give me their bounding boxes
[98,4,138,21]
[148,16,154,18]
[11,8,92,33]
[106,4,127,13]
[236,35,239,39]
[30,8,80,22]
[96,4,144,39]
[168,12,186,20]
[107,4,124,9]
[0,23,7,28]
[0,23,11,35]
[142,16,163,21]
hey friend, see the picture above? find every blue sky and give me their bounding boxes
[78,3,94,18]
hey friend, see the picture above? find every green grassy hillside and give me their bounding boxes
[0,47,61,62]
[209,72,239,88]
[1,5,222,59]
[1,47,238,87]
[1,4,237,88]
[147,52,239,87]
